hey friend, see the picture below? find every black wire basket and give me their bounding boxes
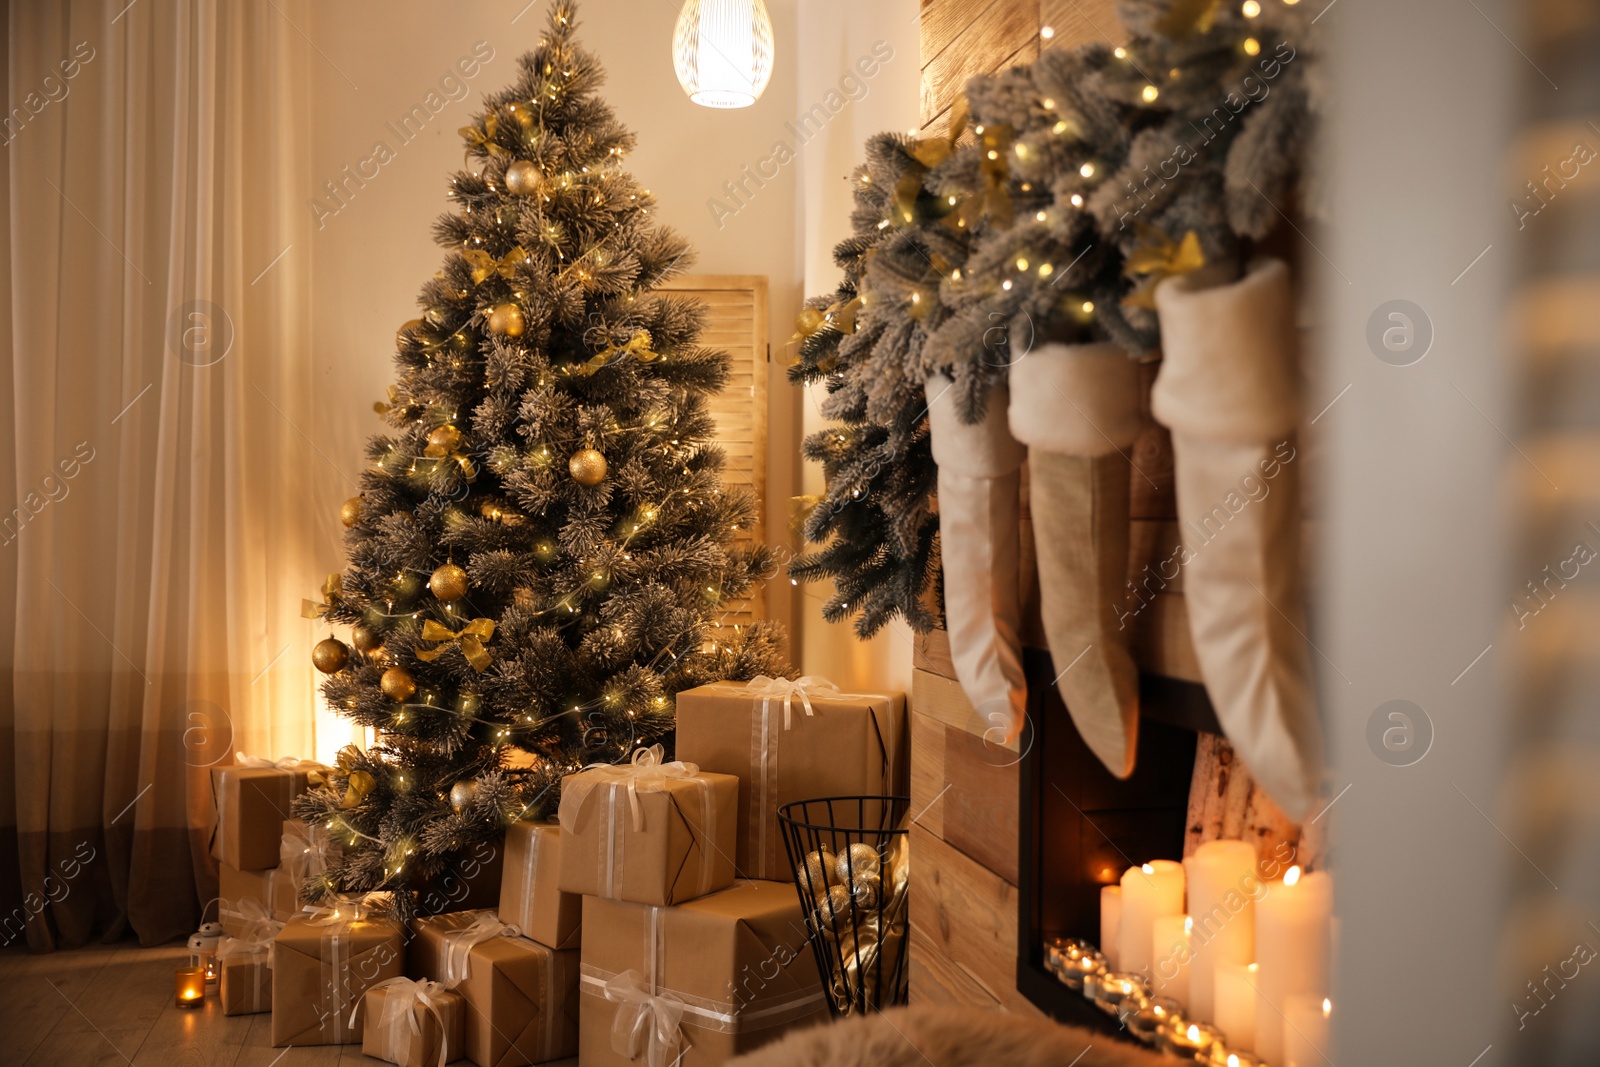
[778,795,911,1017]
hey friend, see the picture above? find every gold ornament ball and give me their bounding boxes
[351,624,382,653]
[449,779,479,812]
[381,666,417,702]
[504,159,543,196]
[340,496,363,529]
[427,424,463,454]
[835,843,881,886]
[396,318,423,346]
[568,448,607,486]
[429,563,469,601]
[488,302,525,337]
[312,637,350,674]
[803,849,838,893]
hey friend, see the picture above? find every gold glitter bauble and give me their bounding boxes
[803,849,838,893]
[396,319,423,346]
[488,302,525,337]
[427,424,462,454]
[504,159,543,196]
[449,779,479,812]
[835,843,881,886]
[339,496,362,528]
[351,624,382,653]
[568,448,607,486]
[381,666,416,702]
[429,563,469,602]
[312,637,350,674]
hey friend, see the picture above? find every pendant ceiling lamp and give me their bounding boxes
[672,0,775,109]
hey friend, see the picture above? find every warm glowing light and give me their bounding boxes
[1243,37,1261,55]
[1070,193,1084,207]
[1187,1024,1201,1041]
[1284,865,1302,886]
[1038,264,1053,277]
[1142,863,1155,874]
[1042,97,1055,109]
[1016,258,1029,271]
[672,0,775,108]
[1035,210,1047,222]
[1141,85,1159,102]
[1322,998,1333,1017]
[1082,301,1095,313]
[1080,162,1096,178]
[1113,46,1127,58]
[1002,280,1013,290]
[1242,0,1261,15]
[1040,24,1055,38]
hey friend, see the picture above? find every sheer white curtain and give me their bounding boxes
[2,0,323,949]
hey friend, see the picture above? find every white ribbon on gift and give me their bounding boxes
[218,908,283,1013]
[743,676,840,731]
[604,969,688,1067]
[559,745,715,900]
[235,753,313,770]
[281,820,339,895]
[298,896,372,1042]
[350,976,453,1067]
[439,910,521,988]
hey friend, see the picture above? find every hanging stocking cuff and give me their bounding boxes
[1009,343,1142,455]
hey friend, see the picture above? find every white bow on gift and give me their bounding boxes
[300,895,370,926]
[218,899,282,960]
[440,911,521,987]
[744,676,840,730]
[350,977,454,1067]
[235,753,313,770]
[562,744,702,833]
[281,820,338,888]
[605,969,687,1067]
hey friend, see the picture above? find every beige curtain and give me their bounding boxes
[3,0,321,950]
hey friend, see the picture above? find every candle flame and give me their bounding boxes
[1284,865,1302,886]
[1184,916,1194,935]
[1229,1057,1241,1067]
[1187,1024,1200,1041]
[1247,963,1258,973]
[1142,863,1155,874]
[1323,997,1333,1016]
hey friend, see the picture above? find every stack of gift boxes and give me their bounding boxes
[205,679,904,1067]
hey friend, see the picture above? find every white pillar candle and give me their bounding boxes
[1119,860,1185,978]
[1151,914,1193,1007]
[1255,867,1333,1064]
[1101,886,1123,971]
[1283,995,1332,1067]
[1212,962,1259,1052]
[1184,839,1258,1021]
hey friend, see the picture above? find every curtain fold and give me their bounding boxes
[4,0,319,950]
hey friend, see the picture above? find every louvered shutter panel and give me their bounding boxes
[655,274,769,632]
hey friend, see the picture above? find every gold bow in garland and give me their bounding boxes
[373,385,410,417]
[301,574,343,620]
[463,245,529,285]
[1123,227,1206,310]
[1155,0,1222,39]
[567,330,661,377]
[415,618,496,672]
[459,112,509,159]
[424,430,478,482]
[893,96,971,227]
[953,123,1016,231]
[790,294,863,349]
[341,769,376,809]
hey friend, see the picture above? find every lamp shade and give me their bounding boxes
[672,0,775,109]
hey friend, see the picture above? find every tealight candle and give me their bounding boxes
[1184,840,1257,1020]
[1054,938,1107,990]
[1158,1020,1222,1058]
[1101,885,1123,971]
[1283,995,1333,1067]
[1205,1049,1265,1067]
[1090,971,1150,1016]
[1128,996,1185,1040]
[1213,962,1259,1052]
[1256,867,1332,1064]
[1119,860,1184,976]
[1151,914,1194,1007]
[175,965,205,1008]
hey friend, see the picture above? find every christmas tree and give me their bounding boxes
[297,0,786,918]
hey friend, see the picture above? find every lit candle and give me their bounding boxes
[175,966,205,1007]
[1204,1049,1265,1067]
[1283,996,1333,1067]
[1101,885,1123,970]
[1119,860,1184,977]
[1151,914,1194,1007]
[1213,962,1259,1051]
[1158,1020,1222,1059]
[1255,867,1333,1064]
[1184,839,1257,1020]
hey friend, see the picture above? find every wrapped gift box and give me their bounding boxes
[359,979,465,1067]
[281,817,345,884]
[500,821,581,950]
[409,910,579,1065]
[557,748,737,906]
[579,880,826,1067]
[218,941,274,1015]
[675,679,907,879]
[219,862,297,935]
[271,906,404,1047]
[211,759,321,871]
[414,834,506,915]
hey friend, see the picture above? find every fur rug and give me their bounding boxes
[729,1005,1173,1067]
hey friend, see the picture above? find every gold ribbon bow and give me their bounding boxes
[342,769,376,809]
[953,122,1016,231]
[459,112,509,158]
[373,385,412,417]
[790,295,863,351]
[463,245,529,285]
[423,431,478,483]
[569,330,661,377]
[301,574,343,619]
[893,96,972,227]
[416,618,496,671]
[1123,227,1206,310]
[1155,0,1222,38]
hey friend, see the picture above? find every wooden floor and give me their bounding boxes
[0,938,578,1066]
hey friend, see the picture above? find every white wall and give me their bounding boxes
[301,0,919,724]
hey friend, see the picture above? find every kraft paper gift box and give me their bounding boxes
[557,746,738,907]
[220,862,298,935]
[500,821,582,950]
[358,978,466,1067]
[271,904,404,1047]
[211,757,322,870]
[579,880,827,1067]
[675,678,907,879]
[408,910,580,1066]
[218,908,284,1015]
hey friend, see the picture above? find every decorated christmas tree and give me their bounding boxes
[297,0,786,917]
